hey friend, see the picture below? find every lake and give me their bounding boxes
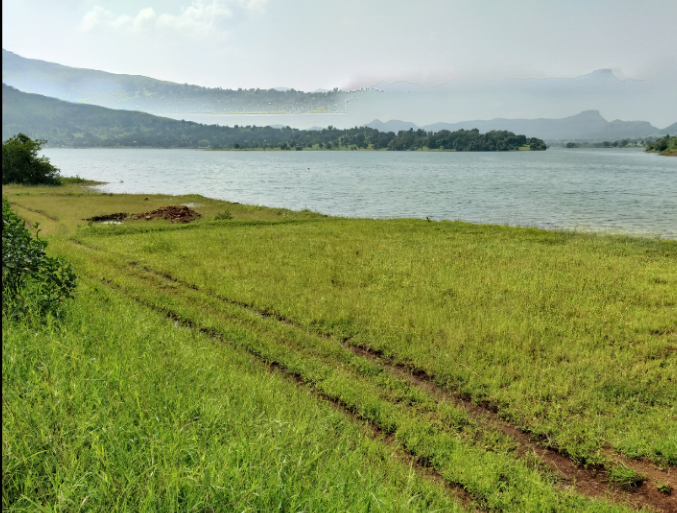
[41,147,677,239]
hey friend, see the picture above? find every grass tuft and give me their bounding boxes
[606,465,648,489]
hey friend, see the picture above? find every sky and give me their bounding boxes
[3,0,677,91]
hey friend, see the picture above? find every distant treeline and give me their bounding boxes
[73,86,361,115]
[2,84,546,151]
[563,139,646,148]
[215,126,546,152]
[645,135,676,156]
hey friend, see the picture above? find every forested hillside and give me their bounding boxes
[2,84,545,151]
[2,49,363,114]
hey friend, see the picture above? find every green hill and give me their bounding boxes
[2,84,545,151]
[2,49,362,114]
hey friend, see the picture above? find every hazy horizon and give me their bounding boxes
[3,0,676,126]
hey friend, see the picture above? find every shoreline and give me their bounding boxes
[5,182,676,242]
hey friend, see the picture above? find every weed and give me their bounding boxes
[606,464,647,489]
[657,481,672,495]
[214,210,233,220]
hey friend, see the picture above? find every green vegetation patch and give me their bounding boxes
[2,198,77,317]
[72,217,677,468]
[4,184,674,511]
[3,281,469,512]
[645,134,677,156]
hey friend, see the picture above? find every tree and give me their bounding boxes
[2,134,61,185]
[565,142,578,148]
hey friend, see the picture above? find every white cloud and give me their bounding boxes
[110,8,158,33]
[78,5,115,32]
[78,0,268,38]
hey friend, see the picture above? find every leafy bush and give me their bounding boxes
[214,211,233,220]
[2,198,77,316]
[2,133,61,185]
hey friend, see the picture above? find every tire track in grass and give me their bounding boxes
[9,201,59,221]
[67,240,673,512]
[132,263,676,512]
[87,274,479,511]
[121,257,674,510]
[345,344,676,513]
[78,258,588,511]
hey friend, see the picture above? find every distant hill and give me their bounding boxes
[366,111,671,140]
[424,111,663,140]
[2,49,363,115]
[364,119,419,133]
[658,122,677,135]
[1,84,544,152]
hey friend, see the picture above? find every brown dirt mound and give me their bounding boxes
[86,205,202,224]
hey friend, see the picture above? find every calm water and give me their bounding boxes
[41,147,677,238]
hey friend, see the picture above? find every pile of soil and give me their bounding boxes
[86,205,202,224]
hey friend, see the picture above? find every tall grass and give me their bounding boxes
[72,218,677,467]
[3,281,467,512]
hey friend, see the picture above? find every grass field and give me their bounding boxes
[3,182,676,512]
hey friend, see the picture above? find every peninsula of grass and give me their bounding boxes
[4,181,676,512]
[645,135,677,156]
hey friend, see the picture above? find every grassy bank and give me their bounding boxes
[3,182,676,511]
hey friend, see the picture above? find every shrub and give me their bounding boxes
[2,198,77,317]
[2,133,61,185]
[214,211,233,221]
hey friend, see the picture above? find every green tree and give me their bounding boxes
[2,133,61,185]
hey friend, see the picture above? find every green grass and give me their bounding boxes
[3,281,468,512]
[606,465,647,489]
[4,183,675,511]
[58,176,103,186]
[65,218,677,468]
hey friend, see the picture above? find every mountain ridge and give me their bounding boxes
[365,111,671,141]
[1,49,362,115]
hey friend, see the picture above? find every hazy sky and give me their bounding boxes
[3,0,677,91]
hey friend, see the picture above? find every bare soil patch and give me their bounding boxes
[85,205,202,224]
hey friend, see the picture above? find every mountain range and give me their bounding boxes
[365,111,674,141]
[3,48,674,143]
[0,84,351,148]
[1,49,362,115]
[2,84,546,152]
[353,68,675,130]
